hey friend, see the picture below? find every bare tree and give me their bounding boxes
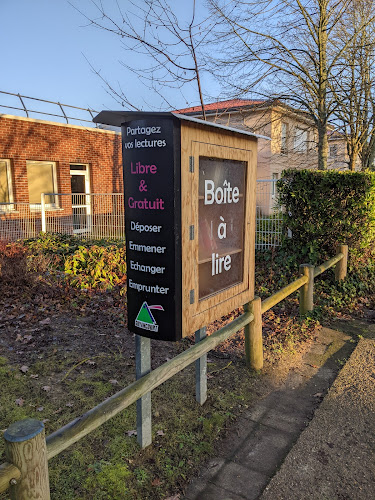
[331,0,375,170]
[71,0,213,115]
[209,0,375,170]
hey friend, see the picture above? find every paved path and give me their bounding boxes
[261,336,375,500]
[183,325,362,500]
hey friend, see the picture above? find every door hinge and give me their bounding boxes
[189,289,195,304]
[189,156,194,173]
[189,225,195,240]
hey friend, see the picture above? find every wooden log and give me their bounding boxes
[314,253,343,278]
[4,419,50,500]
[299,264,315,315]
[335,245,348,281]
[0,463,21,494]
[46,311,253,460]
[245,297,263,370]
[261,275,308,314]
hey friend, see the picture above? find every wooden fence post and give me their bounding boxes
[135,335,152,449]
[335,244,348,281]
[299,264,314,315]
[244,297,263,370]
[4,419,50,500]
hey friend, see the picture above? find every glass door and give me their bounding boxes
[70,165,91,234]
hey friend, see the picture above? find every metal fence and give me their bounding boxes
[0,90,98,126]
[41,193,125,240]
[0,181,281,248]
[255,179,282,250]
[0,203,42,240]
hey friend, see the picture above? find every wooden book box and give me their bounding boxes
[94,111,261,341]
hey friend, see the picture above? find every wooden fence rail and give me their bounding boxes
[0,245,348,498]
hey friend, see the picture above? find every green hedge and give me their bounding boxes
[277,169,375,264]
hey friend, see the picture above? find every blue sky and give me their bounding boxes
[0,0,215,121]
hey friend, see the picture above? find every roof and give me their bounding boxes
[328,129,346,140]
[93,110,271,140]
[175,99,269,115]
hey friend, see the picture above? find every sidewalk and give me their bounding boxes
[183,320,375,500]
[261,336,375,500]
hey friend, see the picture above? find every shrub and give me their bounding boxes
[277,169,375,264]
[64,245,127,290]
[23,233,82,269]
[0,241,29,284]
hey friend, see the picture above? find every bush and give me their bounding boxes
[24,233,126,270]
[64,245,127,290]
[0,241,29,284]
[277,169,375,264]
[23,233,82,269]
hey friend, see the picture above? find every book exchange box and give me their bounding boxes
[94,111,263,341]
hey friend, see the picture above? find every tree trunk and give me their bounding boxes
[317,122,328,170]
[349,150,358,171]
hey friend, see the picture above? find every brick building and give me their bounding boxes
[0,113,123,238]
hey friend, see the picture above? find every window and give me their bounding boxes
[329,145,337,158]
[294,127,308,152]
[272,172,279,197]
[0,159,13,205]
[281,123,288,154]
[26,161,58,207]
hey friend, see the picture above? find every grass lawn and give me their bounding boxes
[0,236,374,499]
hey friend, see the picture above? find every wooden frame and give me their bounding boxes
[180,121,257,336]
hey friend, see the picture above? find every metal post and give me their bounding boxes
[195,327,207,405]
[41,193,46,232]
[299,264,314,315]
[4,419,50,500]
[135,335,152,448]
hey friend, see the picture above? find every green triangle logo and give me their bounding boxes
[136,302,156,325]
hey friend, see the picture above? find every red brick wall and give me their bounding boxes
[0,115,123,203]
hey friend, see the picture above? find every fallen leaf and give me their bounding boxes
[156,430,165,436]
[20,365,29,373]
[313,392,323,398]
[42,386,51,392]
[151,478,161,487]
[37,406,44,412]
[30,374,39,379]
[15,398,24,407]
[109,379,119,385]
[126,430,137,437]
[65,402,74,407]
[53,407,63,414]
[39,318,51,325]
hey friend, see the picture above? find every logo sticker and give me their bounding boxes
[135,302,164,332]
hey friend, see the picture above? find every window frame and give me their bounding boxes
[294,127,308,153]
[26,160,59,210]
[329,145,338,158]
[0,158,14,211]
[280,122,288,154]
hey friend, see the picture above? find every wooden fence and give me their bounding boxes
[0,245,348,499]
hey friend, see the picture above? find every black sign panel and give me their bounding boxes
[122,116,182,341]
